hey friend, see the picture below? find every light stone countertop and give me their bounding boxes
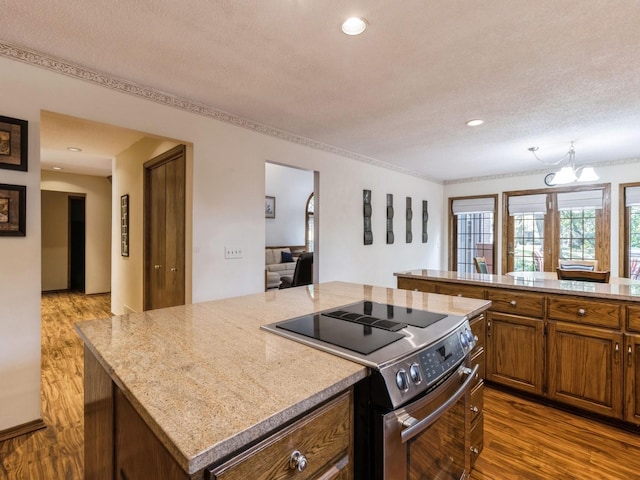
[75,281,491,475]
[395,269,640,301]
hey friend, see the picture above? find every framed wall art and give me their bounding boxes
[121,194,129,256]
[265,196,276,218]
[0,184,26,236]
[0,115,28,172]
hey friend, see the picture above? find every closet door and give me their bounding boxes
[144,145,185,310]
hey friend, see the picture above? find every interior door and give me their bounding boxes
[144,145,185,310]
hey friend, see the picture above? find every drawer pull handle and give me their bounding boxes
[629,345,633,368]
[470,446,479,455]
[290,450,308,472]
[470,405,479,413]
[510,300,517,307]
[577,308,586,316]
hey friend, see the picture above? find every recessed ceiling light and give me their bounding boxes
[67,146,82,152]
[466,119,484,127]
[52,166,63,170]
[342,17,367,35]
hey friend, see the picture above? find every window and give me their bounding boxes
[449,196,497,273]
[504,185,610,273]
[621,183,640,279]
[305,193,314,252]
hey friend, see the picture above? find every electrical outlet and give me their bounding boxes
[224,247,243,259]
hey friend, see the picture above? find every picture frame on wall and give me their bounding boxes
[265,196,276,218]
[0,183,26,236]
[0,115,28,172]
[121,194,129,256]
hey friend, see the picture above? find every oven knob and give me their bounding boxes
[460,331,469,348]
[396,369,409,391]
[409,363,421,384]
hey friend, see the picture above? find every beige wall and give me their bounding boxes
[41,191,70,291]
[40,171,112,295]
[111,137,186,315]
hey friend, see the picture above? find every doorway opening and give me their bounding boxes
[68,196,86,292]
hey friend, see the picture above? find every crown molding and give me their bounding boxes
[0,41,440,183]
[443,157,640,185]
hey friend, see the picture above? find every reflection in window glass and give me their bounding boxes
[512,213,545,271]
[456,213,494,273]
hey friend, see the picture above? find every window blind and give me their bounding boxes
[625,186,640,207]
[557,190,603,210]
[508,194,547,215]
[451,197,495,215]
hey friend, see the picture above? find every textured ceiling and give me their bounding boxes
[4,1,640,181]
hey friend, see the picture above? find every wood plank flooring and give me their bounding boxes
[0,291,111,480]
[2,291,640,479]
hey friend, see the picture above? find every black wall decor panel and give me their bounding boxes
[406,197,412,243]
[422,200,429,243]
[386,194,394,244]
[363,189,373,245]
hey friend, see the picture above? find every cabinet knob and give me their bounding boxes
[154,264,163,270]
[510,300,517,307]
[170,267,178,272]
[577,308,586,316]
[290,450,308,472]
[470,405,479,413]
[470,446,479,455]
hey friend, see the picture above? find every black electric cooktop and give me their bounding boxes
[274,301,448,356]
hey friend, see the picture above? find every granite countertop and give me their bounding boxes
[74,281,490,475]
[395,269,640,301]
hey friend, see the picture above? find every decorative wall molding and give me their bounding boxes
[443,157,640,185]
[0,41,439,183]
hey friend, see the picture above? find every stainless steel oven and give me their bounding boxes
[262,300,478,480]
[369,362,478,480]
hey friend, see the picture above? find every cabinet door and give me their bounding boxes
[486,312,544,395]
[548,321,623,419]
[625,334,640,425]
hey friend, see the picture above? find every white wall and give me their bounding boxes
[111,137,184,315]
[40,171,112,294]
[0,55,442,432]
[443,161,640,275]
[41,191,69,291]
[265,163,313,247]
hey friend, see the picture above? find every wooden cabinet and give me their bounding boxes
[486,312,545,395]
[627,305,640,332]
[548,296,621,329]
[468,315,485,468]
[436,282,485,299]
[396,277,438,293]
[548,321,623,419]
[625,334,640,425]
[486,290,545,318]
[208,390,353,480]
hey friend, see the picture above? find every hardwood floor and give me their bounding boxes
[2,292,640,479]
[471,387,640,480]
[0,291,111,480]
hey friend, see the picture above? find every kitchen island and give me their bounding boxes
[395,269,640,426]
[75,281,490,479]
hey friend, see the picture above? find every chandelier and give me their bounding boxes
[528,142,599,186]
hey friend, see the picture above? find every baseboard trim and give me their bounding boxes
[0,418,46,442]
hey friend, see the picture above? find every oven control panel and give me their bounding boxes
[378,321,475,408]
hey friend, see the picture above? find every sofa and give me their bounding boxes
[265,246,304,289]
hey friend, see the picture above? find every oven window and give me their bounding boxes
[407,394,466,480]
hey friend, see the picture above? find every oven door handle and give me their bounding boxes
[399,364,479,444]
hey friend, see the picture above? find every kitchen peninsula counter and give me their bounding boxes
[75,281,490,478]
[395,269,640,301]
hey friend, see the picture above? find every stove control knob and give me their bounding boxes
[460,331,469,348]
[396,369,409,391]
[409,363,422,384]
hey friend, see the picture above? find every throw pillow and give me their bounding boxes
[559,264,594,271]
[281,251,294,263]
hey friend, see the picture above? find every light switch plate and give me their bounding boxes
[225,247,243,259]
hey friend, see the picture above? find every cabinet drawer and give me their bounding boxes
[210,391,352,480]
[437,283,485,299]
[469,315,486,354]
[486,290,545,318]
[628,305,640,332]
[548,296,622,328]
[469,381,483,425]
[469,412,484,467]
[471,349,485,389]
[397,278,437,293]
